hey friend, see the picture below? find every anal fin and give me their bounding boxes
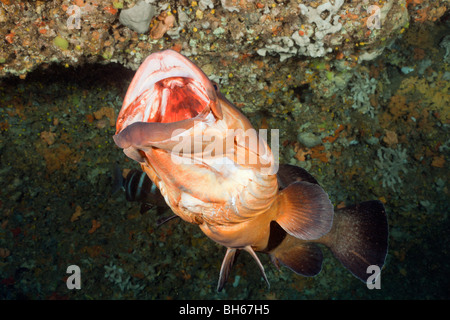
[269,234,323,277]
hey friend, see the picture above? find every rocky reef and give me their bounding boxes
[0,0,446,78]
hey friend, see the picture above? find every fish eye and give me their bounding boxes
[213,83,219,91]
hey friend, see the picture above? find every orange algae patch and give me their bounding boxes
[5,32,15,44]
[39,143,83,174]
[88,219,101,234]
[40,131,56,145]
[93,106,116,126]
[171,43,182,52]
[322,124,345,144]
[295,147,311,162]
[383,130,398,147]
[71,205,83,222]
[73,0,86,7]
[431,156,445,168]
[150,12,175,40]
[310,145,330,163]
[103,6,118,15]
[81,245,105,258]
[406,0,423,4]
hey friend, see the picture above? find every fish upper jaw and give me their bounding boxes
[116,49,221,134]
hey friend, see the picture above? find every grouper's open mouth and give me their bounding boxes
[115,50,221,134]
[113,50,223,161]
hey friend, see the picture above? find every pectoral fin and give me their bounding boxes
[217,246,270,292]
[276,181,334,240]
[243,246,270,290]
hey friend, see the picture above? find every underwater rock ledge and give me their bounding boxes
[0,0,447,79]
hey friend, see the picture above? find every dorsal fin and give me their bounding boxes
[277,164,319,189]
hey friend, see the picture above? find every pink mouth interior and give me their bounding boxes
[155,77,209,123]
[117,75,211,132]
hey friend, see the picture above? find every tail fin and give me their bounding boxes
[318,200,388,282]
